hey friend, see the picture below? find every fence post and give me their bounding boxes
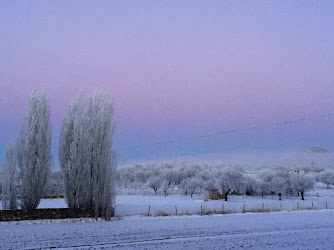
[297,202,299,209]
[326,202,328,209]
[312,202,313,208]
[148,205,151,216]
[262,203,264,209]
[201,205,203,216]
[175,206,178,216]
[243,204,246,213]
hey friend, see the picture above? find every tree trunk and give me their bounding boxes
[224,193,228,201]
[301,191,304,200]
[278,193,282,201]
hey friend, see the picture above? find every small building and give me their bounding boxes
[206,189,224,200]
[293,169,306,174]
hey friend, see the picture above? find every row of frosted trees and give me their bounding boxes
[118,163,334,201]
[1,90,117,217]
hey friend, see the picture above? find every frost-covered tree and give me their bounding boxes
[186,177,201,198]
[256,179,268,198]
[244,175,258,196]
[163,169,178,186]
[18,90,51,209]
[259,170,276,197]
[59,90,116,217]
[216,168,244,201]
[291,174,314,200]
[148,177,162,195]
[180,164,201,180]
[271,170,292,200]
[180,178,190,195]
[215,175,231,201]
[58,93,84,207]
[215,168,244,201]
[204,170,218,191]
[118,166,135,188]
[259,168,292,200]
[318,170,334,188]
[1,141,18,210]
[230,168,246,194]
[134,165,150,184]
[161,181,170,197]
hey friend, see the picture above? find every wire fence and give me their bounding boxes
[114,198,334,217]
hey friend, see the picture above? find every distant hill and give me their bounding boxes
[306,146,329,154]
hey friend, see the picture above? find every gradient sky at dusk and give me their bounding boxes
[1,1,334,165]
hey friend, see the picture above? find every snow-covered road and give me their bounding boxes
[1,210,334,249]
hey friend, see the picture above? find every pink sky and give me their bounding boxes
[1,1,334,164]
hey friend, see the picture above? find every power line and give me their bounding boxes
[3,110,332,166]
[116,83,334,153]
[1,84,333,163]
[115,111,334,153]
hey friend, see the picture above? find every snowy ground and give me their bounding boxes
[1,183,334,216]
[114,189,334,216]
[26,183,334,216]
[1,184,334,249]
[1,210,334,249]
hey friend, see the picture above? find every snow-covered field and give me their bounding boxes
[116,195,330,217]
[1,184,334,249]
[1,210,334,249]
[113,186,334,216]
[1,183,334,216]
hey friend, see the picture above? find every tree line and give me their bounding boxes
[13,161,333,202]
[118,162,334,200]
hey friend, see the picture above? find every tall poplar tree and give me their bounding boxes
[18,90,51,209]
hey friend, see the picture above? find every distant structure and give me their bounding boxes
[206,189,224,200]
[293,169,306,174]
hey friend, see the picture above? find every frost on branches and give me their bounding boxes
[1,140,18,210]
[18,90,52,210]
[59,90,117,218]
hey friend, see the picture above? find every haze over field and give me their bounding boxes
[145,148,334,171]
[1,1,334,165]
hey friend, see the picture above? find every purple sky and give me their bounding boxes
[1,1,334,165]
